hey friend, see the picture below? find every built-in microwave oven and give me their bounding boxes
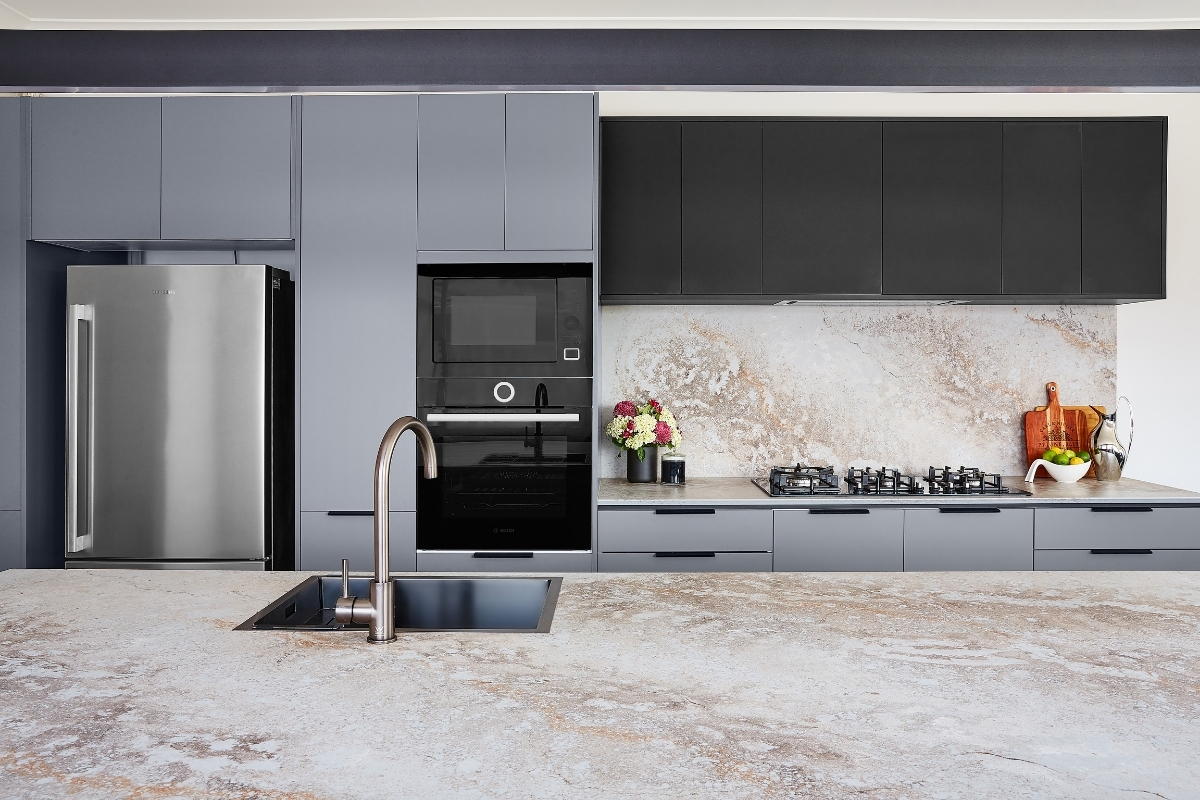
[417,264,592,379]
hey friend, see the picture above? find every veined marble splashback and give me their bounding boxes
[600,305,1116,478]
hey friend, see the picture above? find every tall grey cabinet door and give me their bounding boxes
[32,97,161,240]
[0,99,22,521]
[417,94,505,250]
[301,96,418,514]
[161,96,293,240]
[504,93,594,250]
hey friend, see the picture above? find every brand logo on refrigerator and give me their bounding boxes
[151,289,177,295]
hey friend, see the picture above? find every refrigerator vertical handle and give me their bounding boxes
[66,304,93,554]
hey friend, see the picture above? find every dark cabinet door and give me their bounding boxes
[1002,122,1082,295]
[600,121,681,296]
[682,121,762,295]
[883,122,1002,296]
[763,121,882,295]
[1082,120,1164,297]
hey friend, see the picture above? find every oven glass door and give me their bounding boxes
[417,412,591,551]
[433,278,558,364]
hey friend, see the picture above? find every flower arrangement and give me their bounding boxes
[605,398,681,461]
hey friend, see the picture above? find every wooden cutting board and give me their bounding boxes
[1024,382,1105,468]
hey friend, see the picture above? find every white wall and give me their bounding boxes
[599,90,1200,491]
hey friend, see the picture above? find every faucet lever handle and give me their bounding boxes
[341,559,350,599]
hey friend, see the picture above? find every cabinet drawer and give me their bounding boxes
[773,508,904,572]
[598,508,772,553]
[300,511,414,573]
[1035,507,1200,549]
[904,508,1033,571]
[1035,549,1200,571]
[599,551,772,573]
[417,550,593,573]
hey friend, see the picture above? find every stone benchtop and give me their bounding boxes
[599,476,1200,506]
[2,568,1198,798]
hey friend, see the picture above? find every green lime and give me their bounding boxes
[1042,449,1058,462]
[1078,451,1091,462]
[1054,453,1072,466]
[1064,449,1076,459]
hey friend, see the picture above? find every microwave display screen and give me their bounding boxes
[448,295,538,346]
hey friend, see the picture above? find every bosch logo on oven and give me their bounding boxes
[493,528,515,533]
[151,289,176,295]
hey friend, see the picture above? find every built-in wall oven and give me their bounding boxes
[416,265,592,556]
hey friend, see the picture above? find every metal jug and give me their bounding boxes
[1089,397,1133,481]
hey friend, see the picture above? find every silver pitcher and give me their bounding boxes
[1090,397,1133,481]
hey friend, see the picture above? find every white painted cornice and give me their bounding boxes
[4,1,1200,31]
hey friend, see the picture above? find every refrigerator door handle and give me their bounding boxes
[66,304,94,554]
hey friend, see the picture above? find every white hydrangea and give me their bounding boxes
[624,413,657,450]
[605,415,632,440]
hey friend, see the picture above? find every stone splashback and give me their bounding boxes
[600,304,1116,478]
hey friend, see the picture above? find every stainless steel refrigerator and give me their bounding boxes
[64,264,294,570]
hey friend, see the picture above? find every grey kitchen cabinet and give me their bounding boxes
[883,121,1003,296]
[903,508,1033,571]
[0,511,20,571]
[417,94,506,251]
[32,97,161,240]
[0,98,22,522]
[762,121,883,295]
[1002,122,1082,295]
[1035,549,1200,570]
[682,121,762,294]
[160,96,293,240]
[417,550,593,573]
[1082,120,1165,298]
[300,95,418,514]
[504,93,594,251]
[598,551,773,572]
[598,508,773,553]
[299,511,414,572]
[1034,506,1200,549]
[599,120,682,296]
[773,508,904,572]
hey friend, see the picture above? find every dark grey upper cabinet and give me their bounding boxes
[1082,120,1165,297]
[763,121,882,295]
[682,121,762,294]
[1002,122,1082,295]
[600,121,682,296]
[160,96,293,241]
[32,97,161,240]
[301,95,418,513]
[884,121,1002,296]
[504,93,594,251]
[417,94,506,251]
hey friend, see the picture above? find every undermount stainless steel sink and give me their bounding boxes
[236,575,562,633]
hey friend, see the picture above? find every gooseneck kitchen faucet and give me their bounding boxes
[335,416,438,643]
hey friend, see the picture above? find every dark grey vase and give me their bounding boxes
[626,447,658,483]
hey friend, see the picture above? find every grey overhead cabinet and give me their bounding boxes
[417,92,595,253]
[299,95,418,571]
[160,96,293,241]
[32,97,162,241]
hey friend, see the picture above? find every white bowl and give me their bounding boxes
[1024,458,1091,483]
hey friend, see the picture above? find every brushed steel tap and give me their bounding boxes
[335,416,438,642]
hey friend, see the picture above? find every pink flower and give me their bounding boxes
[649,399,663,414]
[624,421,636,436]
[654,421,673,445]
[614,400,637,418]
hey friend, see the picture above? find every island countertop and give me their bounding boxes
[599,476,1200,506]
[2,568,1198,799]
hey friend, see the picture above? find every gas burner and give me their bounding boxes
[762,464,841,496]
[926,466,1011,495]
[845,467,925,495]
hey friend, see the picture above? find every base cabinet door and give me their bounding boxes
[1036,549,1200,571]
[598,508,773,553]
[417,551,593,573]
[903,508,1033,570]
[773,508,904,572]
[599,551,772,573]
[300,511,415,573]
[1035,507,1200,549]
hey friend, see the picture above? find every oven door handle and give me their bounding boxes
[425,413,580,423]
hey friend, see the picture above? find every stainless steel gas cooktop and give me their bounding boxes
[753,465,1032,498]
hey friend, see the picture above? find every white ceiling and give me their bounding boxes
[3,0,1200,30]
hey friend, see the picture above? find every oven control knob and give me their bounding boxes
[493,381,516,403]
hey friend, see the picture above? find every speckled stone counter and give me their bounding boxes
[2,568,1199,798]
[600,476,1200,506]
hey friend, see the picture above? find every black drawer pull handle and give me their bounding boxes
[1090,549,1153,555]
[327,511,373,516]
[1090,507,1154,513]
[808,508,870,515]
[473,552,534,559]
[654,551,716,558]
[654,509,716,515]
[939,508,1002,514]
